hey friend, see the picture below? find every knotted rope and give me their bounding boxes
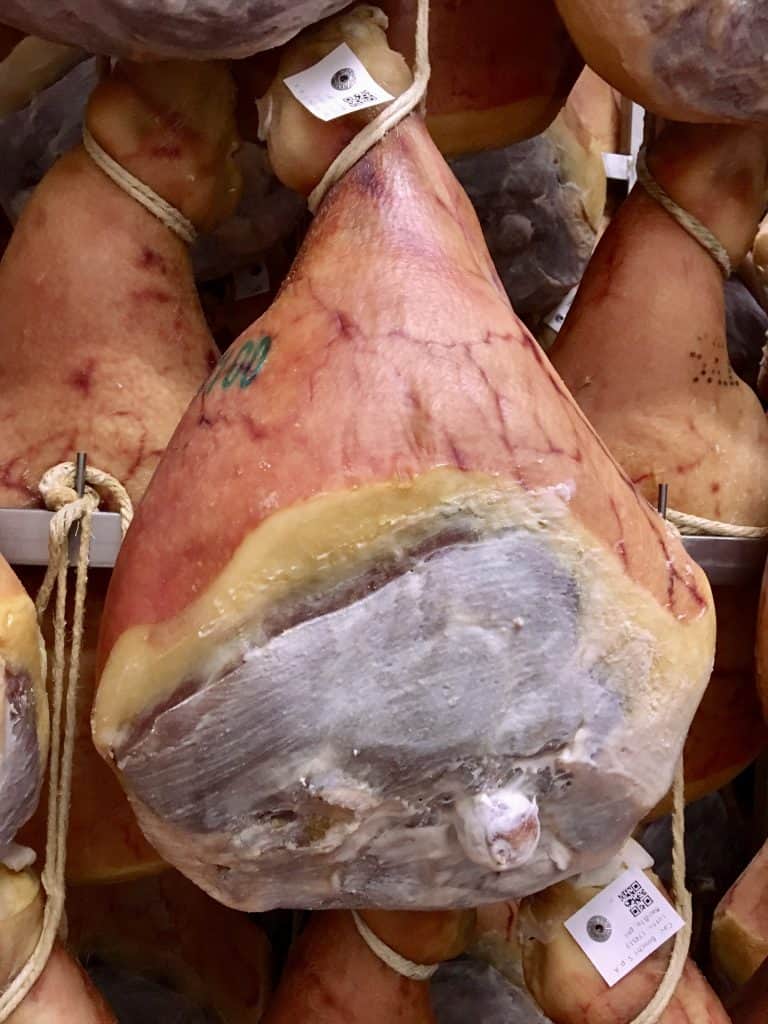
[0,463,132,1020]
[351,911,441,981]
[82,125,197,245]
[307,0,430,213]
[667,508,768,539]
[636,149,731,279]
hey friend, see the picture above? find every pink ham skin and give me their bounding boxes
[7,947,115,1024]
[99,113,707,661]
[264,909,472,1023]
[728,957,768,1024]
[0,59,240,507]
[521,879,731,1024]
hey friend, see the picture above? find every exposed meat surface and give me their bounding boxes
[95,9,714,912]
[711,841,768,991]
[0,556,46,861]
[554,0,768,124]
[521,874,731,1023]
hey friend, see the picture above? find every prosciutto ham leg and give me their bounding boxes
[0,57,242,880]
[0,558,46,866]
[551,122,768,803]
[94,5,714,912]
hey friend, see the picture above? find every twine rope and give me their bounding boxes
[636,149,731,279]
[351,911,440,981]
[666,508,768,539]
[0,463,132,1020]
[307,0,430,213]
[628,756,691,1024]
[82,125,197,245]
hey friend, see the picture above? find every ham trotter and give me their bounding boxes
[264,909,472,1024]
[553,0,768,125]
[0,559,46,867]
[0,58,241,507]
[520,874,731,1024]
[0,866,115,1023]
[94,5,714,913]
[551,122,768,805]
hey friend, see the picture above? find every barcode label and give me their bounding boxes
[564,868,684,987]
[617,879,654,919]
[543,284,577,332]
[283,43,393,122]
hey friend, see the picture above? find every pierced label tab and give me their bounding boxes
[283,43,394,122]
[564,868,684,988]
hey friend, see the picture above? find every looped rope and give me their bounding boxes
[636,149,731,279]
[307,0,430,213]
[666,508,768,538]
[82,125,197,245]
[0,463,132,1021]
[628,756,691,1024]
[351,911,441,981]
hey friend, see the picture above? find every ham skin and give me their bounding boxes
[94,7,714,913]
[551,122,768,805]
[0,557,46,865]
[711,840,768,991]
[554,0,768,125]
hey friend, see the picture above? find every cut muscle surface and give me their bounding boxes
[94,7,714,912]
[554,0,768,125]
[552,122,768,804]
[711,840,768,991]
[0,558,46,865]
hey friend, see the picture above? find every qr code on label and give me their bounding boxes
[343,89,380,109]
[617,880,654,918]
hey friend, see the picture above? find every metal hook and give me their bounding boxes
[657,483,669,520]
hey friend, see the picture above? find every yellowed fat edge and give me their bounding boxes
[0,866,42,985]
[94,467,714,763]
[428,96,562,158]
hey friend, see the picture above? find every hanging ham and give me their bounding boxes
[1,57,242,881]
[0,865,115,1023]
[551,121,768,807]
[0,557,46,866]
[94,5,715,913]
[711,840,768,993]
[553,0,768,124]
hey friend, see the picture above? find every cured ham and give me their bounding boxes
[0,3,350,60]
[0,557,46,866]
[94,5,714,912]
[66,870,271,1021]
[553,0,768,124]
[710,840,768,992]
[1,57,241,879]
[0,865,115,1023]
[431,959,551,1024]
[520,871,731,1023]
[551,122,768,804]
[0,33,83,118]
[264,909,472,1023]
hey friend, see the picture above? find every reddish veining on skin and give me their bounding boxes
[100,116,708,663]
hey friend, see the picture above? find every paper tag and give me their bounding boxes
[234,261,270,301]
[283,43,394,122]
[564,869,684,988]
[543,285,578,332]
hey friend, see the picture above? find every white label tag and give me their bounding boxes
[544,284,578,332]
[564,869,684,988]
[283,43,394,122]
[234,261,270,301]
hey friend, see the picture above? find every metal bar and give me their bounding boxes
[0,508,123,568]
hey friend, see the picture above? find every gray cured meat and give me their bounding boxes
[432,959,552,1024]
[451,136,595,328]
[0,1,350,61]
[725,277,768,397]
